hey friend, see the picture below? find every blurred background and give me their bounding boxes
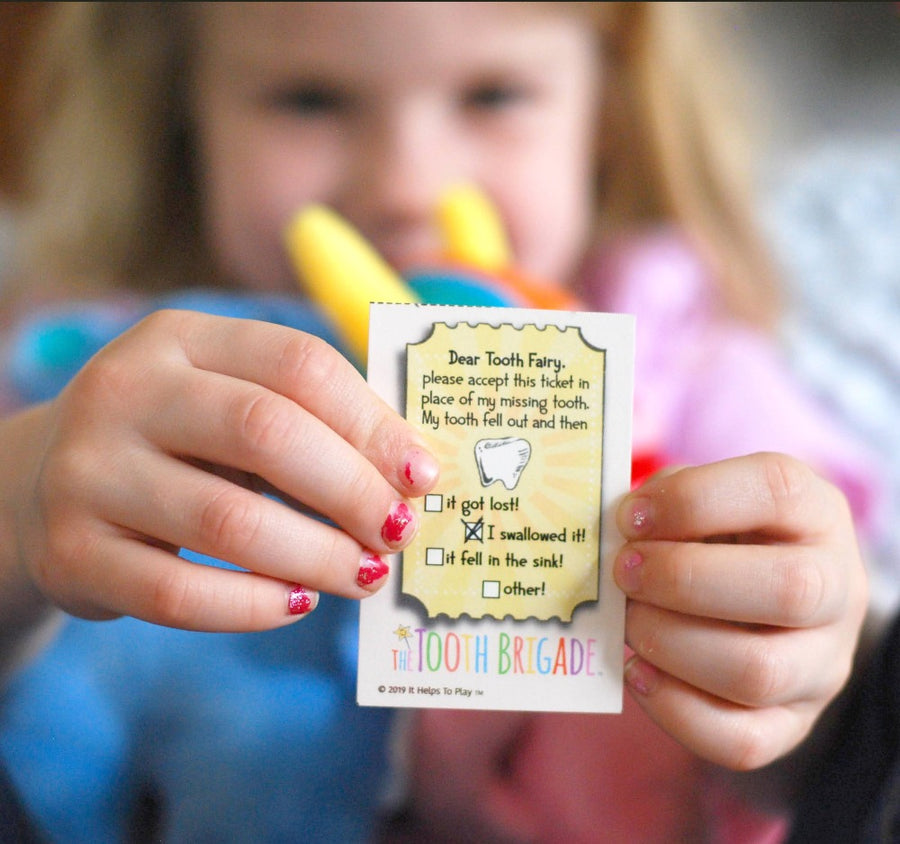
[740,1,900,159]
[1,1,898,604]
[738,2,900,613]
[0,2,44,278]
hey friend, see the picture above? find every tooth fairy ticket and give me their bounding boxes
[358,304,634,713]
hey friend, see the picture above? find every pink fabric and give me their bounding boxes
[581,227,884,540]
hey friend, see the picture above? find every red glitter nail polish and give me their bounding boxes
[288,586,314,615]
[382,502,413,544]
[358,554,389,587]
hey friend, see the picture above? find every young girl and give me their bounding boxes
[0,3,879,842]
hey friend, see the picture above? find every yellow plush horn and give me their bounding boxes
[284,205,419,365]
[437,184,512,273]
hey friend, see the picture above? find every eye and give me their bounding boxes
[461,80,533,112]
[266,84,349,116]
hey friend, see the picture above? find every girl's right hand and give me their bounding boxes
[3,310,438,632]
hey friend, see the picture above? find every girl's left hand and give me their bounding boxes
[614,451,868,770]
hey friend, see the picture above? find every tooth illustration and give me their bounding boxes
[474,437,532,490]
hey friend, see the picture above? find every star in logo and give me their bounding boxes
[393,624,413,648]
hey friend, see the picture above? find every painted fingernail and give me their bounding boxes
[616,550,644,593]
[402,447,440,491]
[358,553,390,588]
[288,586,316,616]
[626,497,653,534]
[625,656,659,697]
[382,501,416,547]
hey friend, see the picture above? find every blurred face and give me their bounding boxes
[190,1,601,293]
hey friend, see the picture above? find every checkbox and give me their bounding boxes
[425,547,444,566]
[462,519,483,542]
[482,580,500,599]
[424,494,443,512]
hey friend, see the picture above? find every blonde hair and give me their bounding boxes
[594,2,778,325]
[14,3,210,295]
[13,1,778,324]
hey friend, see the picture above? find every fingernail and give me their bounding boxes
[625,656,659,697]
[626,497,653,534]
[616,550,644,593]
[402,447,440,491]
[288,586,316,616]
[382,501,416,547]
[358,553,390,588]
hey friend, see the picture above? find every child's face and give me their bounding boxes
[191,2,601,293]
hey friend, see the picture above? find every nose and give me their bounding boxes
[346,103,467,261]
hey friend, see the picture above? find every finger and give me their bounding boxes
[623,654,820,770]
[139,364,420,554]
[614,540,842,628]
[158,311,439,494]
[617,452,848,543]
[54,528,322,632]
[625,602,850,709]
[90,448,393,598]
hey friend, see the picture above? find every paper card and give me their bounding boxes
[358,304,634,713]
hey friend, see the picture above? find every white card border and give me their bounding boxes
[359,303,634,713]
